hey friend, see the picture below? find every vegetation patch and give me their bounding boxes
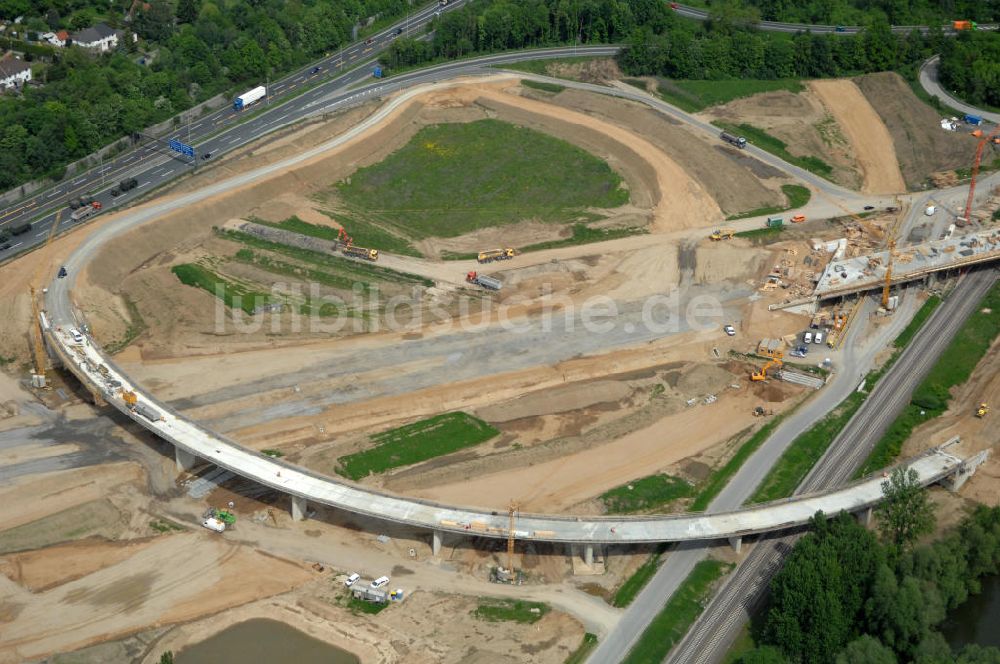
[734,227,784,243]
[690,419,785,512]
[520,79,565,93]
[520,224,647,253]
[565,633,598,664]
[347,597,389,615]
[622,559,732,664]
[862,282,1000,474]
[502,56,608,80]
[657,78,804,113]
[728,184,812,221]
[105,294,147,355]
[713,121,834,178]
[473,598,549,624]
[171,263,274,315]
[613,546,669,608]
[893,295,942,348]
[149,519,184,533]
[337,119,628,239]
[336,412,500,480]
[601,474,694,514]
[262,449,284,458]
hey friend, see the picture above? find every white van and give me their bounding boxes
[344,573,361,587]
[814,332,824,345]
[804,331,813,344]
[370,575,390,589]
[69,328,84,344]
[202,517,226,533]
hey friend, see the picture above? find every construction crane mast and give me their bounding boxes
[507,500,518,575]
[881,237,896,309]
[962,124,1000,224]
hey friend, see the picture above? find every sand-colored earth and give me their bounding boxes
[0,538,157,592]
[809,80,906,195]
[409,387,771,512]
[0,532,314,662]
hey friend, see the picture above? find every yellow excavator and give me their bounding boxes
[976,403,989,418]
[751,358,783,382]
[709,228,735,241]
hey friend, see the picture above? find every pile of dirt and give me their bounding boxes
[706,88,863,190]
[855,72,975,189]
[543,57,622,84]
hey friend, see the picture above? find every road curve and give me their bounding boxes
[919,55,1000,125]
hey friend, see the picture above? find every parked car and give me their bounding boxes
[371,575,390,589]
[344,572,361,587]
[723,324,736,336]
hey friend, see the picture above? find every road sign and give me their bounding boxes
[373,66,383,79]
[168,138,195,158]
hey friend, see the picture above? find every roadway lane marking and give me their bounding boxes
[10,242,22,249]
[164,169,174,176]
[35,231,47,238]
[227,136,241,144]
[139,181,150,188]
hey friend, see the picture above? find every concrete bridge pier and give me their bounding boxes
[942,449,991,492]
[583,544,594,566]
[175,447,197,472]
[729,536,742,554]
[858,506,874,527]
[291,495,308,521]
[432,530,443,556]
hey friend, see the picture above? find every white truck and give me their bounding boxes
[233,86,266,111]
[71,202,101,221]
[466,271,502,291]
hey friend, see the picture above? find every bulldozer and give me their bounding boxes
[753,406,773,417]
[751,358,782,382]
[976,403,989,418]
[709,228,735,241]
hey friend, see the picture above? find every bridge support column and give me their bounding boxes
[175,447,197,472]
[432,530,443,556]
[291,495,308,521]
[583,544,594,566]
[858,506,873,527]
[729,536,742,554]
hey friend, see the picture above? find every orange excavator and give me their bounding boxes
[751,357,783,382]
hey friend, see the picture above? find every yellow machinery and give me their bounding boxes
[977,403,989,418]
[28,210,63,389]
[709,228,735,241]
[122,390,138,407]
[751,358,782,382]
[506,500,518,575]
[881,237,896,309]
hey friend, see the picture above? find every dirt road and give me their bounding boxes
[810,80,906,194]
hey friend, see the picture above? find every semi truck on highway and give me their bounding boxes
[720,131,747,149]
[234,86,266,111]
[342,245,379,261]
[70,201,102,221]
[466,271,502,291]
[477,248,516,263]
[111,178,138,197]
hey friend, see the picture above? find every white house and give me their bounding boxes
[0,57,31,90]
[39,30,69,47]
[70,23,121,52]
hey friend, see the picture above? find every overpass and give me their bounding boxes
[42,313,985,559]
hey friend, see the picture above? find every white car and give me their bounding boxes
[370,575,390,589]
[344,572,361,587]
[69,328,85,344]
[202,517,226,533]
[723,324,736,336]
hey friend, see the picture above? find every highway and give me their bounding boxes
[667,268,998,664]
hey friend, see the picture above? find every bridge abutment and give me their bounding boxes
[291,495,308,521]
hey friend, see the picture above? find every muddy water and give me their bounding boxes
[175,618,359,664]
[941,574,1000,649]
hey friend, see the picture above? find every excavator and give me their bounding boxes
[976,403,989,418]
[709,228,735,241]
[751,358,782,382]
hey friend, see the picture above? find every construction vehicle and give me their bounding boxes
[342,245,378,261]
[70,201,102,222]
[466,271,502,291]
[709,228,735,241]
[751,358,782,382]
[122,390,138,407]
[953,20,978,31]
[477,248,516,263]
[961,123,1000,224]
[976,403,989,418]
[753,406,773,417]
[720,131,747,149]
[233,85,266,111]
[766,217,784,228]
[791,214,806,223]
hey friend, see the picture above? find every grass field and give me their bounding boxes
[473,598,549,624]
[728,183,812,221]
[713,121,834,178]
[861,281,1000,474]
[565,634,599,664]
[601,474,694,514]
[689,419,784,512]
[337,119,628,238]
[656,78,804,113]
[171,263,274,314]
[252,214,421,257]
[502,56,607,79]
[893,295,942,348]
[613,547,666,607]
[520,223,647,253]
[622,559,732,664]
[734,226,784,243]
[336,412,500,480]
[104,294,147,355]
[521,78,565,93]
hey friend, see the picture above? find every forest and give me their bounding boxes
[738,471,1000,664]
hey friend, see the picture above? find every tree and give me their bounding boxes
[957,645,1000,664]
[738,646,790,664]
[835,635,896,664]
[865,565,941,658]
[135,0,176,42]
[159,652,174,664]
[876,467,935,553]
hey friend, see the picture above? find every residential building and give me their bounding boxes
[70,23,121,52]
[0,56,31,90]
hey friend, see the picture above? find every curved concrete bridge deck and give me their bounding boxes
[44,321,980,547]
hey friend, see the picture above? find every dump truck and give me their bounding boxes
[70,201,102,222]
[709,228,735,241]
[233,85,266,111]
[466,271,502,291]
[953,20,977,31]
[477,248,516,263]
[342,245,379,261]
[766,217,783,228]
[720,131,747,149]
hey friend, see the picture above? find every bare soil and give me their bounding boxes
[855,72,977,190]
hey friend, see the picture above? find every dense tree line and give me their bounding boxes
[729,0,1000,26]
[939,32,1000,110]
[0,0,406,190]
[740,493,1000,664]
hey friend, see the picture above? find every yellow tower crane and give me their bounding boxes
[28,210,63,389]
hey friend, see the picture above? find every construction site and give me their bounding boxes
[0,59,999,664]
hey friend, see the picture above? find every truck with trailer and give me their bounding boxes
[233,86,267,111]
[466,271,502,291]
[720,131,747,149]
[111,178,138,196]
[70,201,102,222]
[953,20,978,31]
[766,217,784,228]
[477,248,516,263]
[342,245,379,261]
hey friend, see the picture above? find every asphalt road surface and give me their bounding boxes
[667,267,998,664]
